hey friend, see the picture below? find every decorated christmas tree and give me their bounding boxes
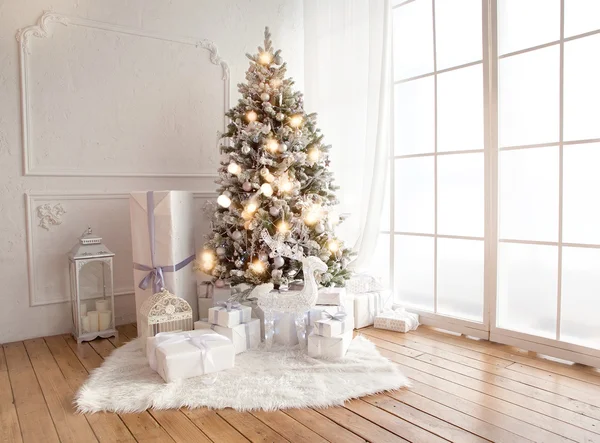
[199,28,354,288]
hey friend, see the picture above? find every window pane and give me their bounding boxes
[437,153,484,237]
[435,0,482,70]
[366,233,391,289]
[564,0,600,38]
[394,77,435,155]
[499,46,560,147]
[499,147,559,242]
[394,235,434,311]
[393,0,434,80]
[498,0,560,55]
[380,166,391,232]
[437,64,483,152]
[437,238,484,322]
[563,143,600,245]
[497,242,558,339]
[394,157,434,234]
[561,247,600,350]
[563,34,600,141]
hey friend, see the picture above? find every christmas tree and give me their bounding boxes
[199,28,354,288]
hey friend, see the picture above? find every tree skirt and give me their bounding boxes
[75,335,409,413]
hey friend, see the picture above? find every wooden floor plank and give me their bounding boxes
[119,412,175,442]
[251,410,328,443]
[23,338,97,442]
[148,409,212,443]
[218,408,289,442]
[44,335,137,442]
[182,408,249,443]
[0,348,23,443]
[385,388,530,443]
[506,361,600,396]
[362,393,488,443]
[3,342,60,443]
[316,405,409,443]
[283,408,368,443]
[375,344,593,442]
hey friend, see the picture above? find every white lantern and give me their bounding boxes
[68,227,117,343]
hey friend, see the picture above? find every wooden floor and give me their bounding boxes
[2,325,600,443]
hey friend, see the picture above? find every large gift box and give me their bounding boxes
[308,329,353,359]
[147,330,234,382]
[307,303,354,327]
[354,290,392,329]
[195,319,261,354]
[208,303,252,328]
[374,308,419,333]
[130,191,197,330]
[316,287,346,306]
[314,313,354,338]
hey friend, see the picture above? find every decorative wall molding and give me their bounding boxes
[16,11,230,178]
[25,191,217,306]
[36,203,66,230]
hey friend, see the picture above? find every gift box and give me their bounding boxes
[316,287,346,306]
[306,303,354,327]
[208,303,252,328]
[147,330,234,382]
[130,191,197,330]
[241,299,265,339]
[374,308,419,333]
[197,281,214,320]
[201,319,261,354]
[354,290,392,329]
[346,273,383,294]
[307,330,353,359]
[314,312,354,338]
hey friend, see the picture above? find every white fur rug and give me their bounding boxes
[75,335,409,413]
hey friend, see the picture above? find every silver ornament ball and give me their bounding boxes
[260,92,270,101]
[278,143,288,153]
[269,206,280,216]
[231,230,242,241]
[273,256,285,268]
[242,182,252,192]
[216,247,226,256]
[275,113,285,121]
[241,145,251,155]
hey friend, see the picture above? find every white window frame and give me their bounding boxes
[389,0,600,367]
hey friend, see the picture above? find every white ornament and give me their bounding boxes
[216,247,226,256]
[259,252,269,262]
[260,183,273,197]
[269,206,280,216]
[260,93,270,101]
[260,167,269,176]
[242,182,252,192]
[273,256,285,268]
[231,230,242,241]
[217,194,232,208]
[241,145,251,155]
[314,223,325,234]
[265,173,275,183]
[278,143,288,153]
[276,113,285,121]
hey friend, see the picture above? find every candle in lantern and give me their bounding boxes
[80,302,88,316]
[96,299,110,311]
[81,315,90,333]
[98,311,112,331]
[88,311,99,332]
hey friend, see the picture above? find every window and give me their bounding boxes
[386,0,600,360]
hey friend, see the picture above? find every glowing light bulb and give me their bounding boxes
[250,259,266,273]
[308,147,320,163]
[265,173,275,183]
[277,221,290,233]
[265,138,279,153]
[227,162,242,175]
[200,250,215,271]
[289,115,303,128]
[280,180,293,193]
[258,52,272,65]
[260,183,273,197]
[217,194,232,208]
[246,201,258,213]
[246,110,258,122]
[304,204,323,226]
[270,78,283,88]
[327,239,340,253]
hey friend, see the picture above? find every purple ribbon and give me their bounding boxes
[216,301,242,312]
[133,191,195,293]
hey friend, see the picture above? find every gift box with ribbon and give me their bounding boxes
[208,302,252,328]
[307,329,353,359]
[374,308,419,333]
[197,281,214,321]
[130,191,197,329]
[306,303,354,328]
[314,311,354,338]
[354,290,393,329]
[147,330,235,383]
[194,318,261,354]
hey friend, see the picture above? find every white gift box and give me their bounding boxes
[197,281,214,320]
[316,287,346,306]
[241,299,265,339]
[314,315,354,338]
[374,309,419,333]
[354,290,392,329]
[308,330,353,359]
[130,191,197,330]
[147,330,235,383]
[346,274,383,294]
[306,303,354,327]
[208,304,252,328]
[195,319,260,354]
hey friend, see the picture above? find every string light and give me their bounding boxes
[308,147,320,163]
[277,220,290,233]
[304,204,323,225]
[200,250,215,271]
[258,52,272,65]
[260,183,273,197]
[327,239,340,253]
[246,201,258,213]
[279,174,293,193]
[249,259,266,273]
[265,173,275,183]
[217,194,232,208]
[246,110,258,122]
[289,115,303,128]
[227,162,242,175]
[265,138,279,153]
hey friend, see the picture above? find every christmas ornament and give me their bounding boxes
[241,145,251,155]
[259,252,269,262]
[216,247,226,256]
[260,92,270,101]
[217,194,232,208]
[269,206,280,216]
[232,230,242,241]
[260,167,269,176]
[273,256,285,268]
[215,279,225,288]
[227,162,242,175]
[278,143,288,153]
[275,112,285,121]
[314,223,325,234]
[242,182,252,192]
[260,183,273,197]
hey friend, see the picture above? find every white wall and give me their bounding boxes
[0,0,304,343]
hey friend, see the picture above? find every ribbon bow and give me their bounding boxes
[215,301,242,312]
[133,191,195,293]
[322,311,347,322]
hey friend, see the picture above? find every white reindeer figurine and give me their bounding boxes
[249,235,328,348]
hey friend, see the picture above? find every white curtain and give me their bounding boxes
[304,0,392,272]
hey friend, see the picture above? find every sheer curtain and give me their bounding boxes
[304,0,392,272]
